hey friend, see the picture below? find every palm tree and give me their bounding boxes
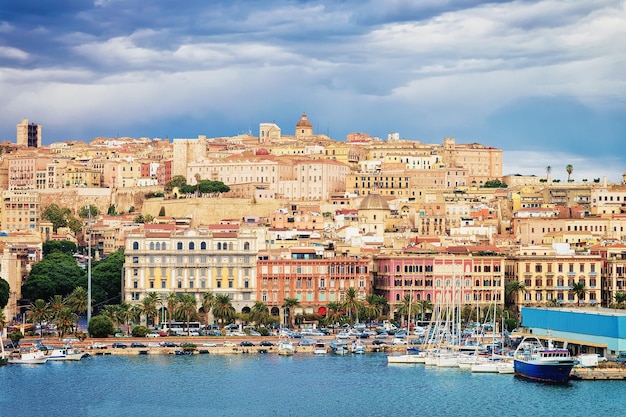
[0,309,6,335]
[570,282,588,307]
[48,295,66,321]
[166,292,180,330]
[201,292,215,327]
[27,299,50,337]
[212,294,235,327]
[141,292,159,327]
[66,287,89,319]
[395,294,415,328]
[614,292,626,308]
[505,280,527,310]
[364,294,386,323]
[281,297,300,329]
[325,302,343,327]
[56,307,77,338]
[566,164,573,182]
[341,287,363,325]
[176,294,198,336]
[249,301,270,326]
[102,304,120,326]
[117,302,133,335]
[416,299,433,323]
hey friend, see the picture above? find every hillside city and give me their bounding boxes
[2,114,626,332]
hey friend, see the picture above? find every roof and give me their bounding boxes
[358,194,390,211]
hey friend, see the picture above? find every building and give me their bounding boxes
[123,225,258,318]
[0,190,40,231]
[256,246,372,326]
[16,119,42,148]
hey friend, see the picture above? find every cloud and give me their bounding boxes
[0,0,623,180]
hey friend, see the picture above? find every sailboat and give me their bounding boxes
[387,288,424,364]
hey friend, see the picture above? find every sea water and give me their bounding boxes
[1,353,625,417]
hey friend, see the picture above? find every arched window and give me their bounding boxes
[228,243,233,250]
[243,242,250,250]
[217,242,222,250]
[189,242,195,250]
[396,265,401,273]
[162,242,167,250]
[149,242,154,251]
[156,242,161,250]
[132,241,139,250]
[200,242,207,250]
[177,242,183,250]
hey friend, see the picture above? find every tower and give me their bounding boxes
[16,118,42,148]
[295,114,313,139]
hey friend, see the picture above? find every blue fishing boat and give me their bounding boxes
[513,336,576,383]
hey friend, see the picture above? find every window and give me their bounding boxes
[244,242,250,250]
[189,242,195,250]
[201,242,206,250]
[132,241,139,250]
[161,280,166,289]
[177,242,183,250]
[132,256,139,264]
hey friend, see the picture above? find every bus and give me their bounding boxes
[162,321,203,335]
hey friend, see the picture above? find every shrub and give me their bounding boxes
[131,325,150,337]
[88,315,115,338]
[8,331,24,345]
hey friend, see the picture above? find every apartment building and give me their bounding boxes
[374,252,505,320]
[505,245,602,308]
[123,225,258,313]
[256,246,372,325]
[0,190,40,231]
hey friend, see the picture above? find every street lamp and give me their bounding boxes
[86,207,92,326]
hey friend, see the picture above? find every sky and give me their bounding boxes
[0,0,624,182]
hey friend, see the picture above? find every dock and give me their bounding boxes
[570,365,626,380]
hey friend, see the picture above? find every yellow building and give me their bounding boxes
[123,225,258,315]
[505,245,603,308]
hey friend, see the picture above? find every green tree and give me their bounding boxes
[141,292,159,327]
[8,331,24,345]
[197,180,230,195]
[78,204,100,218]
[116,302,133,335]
[165,175,187,192]
[88,314,115,337]
[22,252,86,301]
[416,299,433,323]
[0,278,9,309]
[395,294,416,327]
[342,287,363,325]
[201,292,214,327]
[132,325,150,337]
[505,280,526,310]
[325,302,344,326]
[213,294,235,327]
[615,292,626,307]
[56,307,77,338]
[0,309,6,334]
[107,204,117,216]
[566,164,574,182]
[101,305,120,326]
[43,240,77,256]
[42,204,72,232]
[483,179,508,188]
[66,287,89,318]
[570,282,588,307]
[27,299,50,337]
[48,295,66,321]
[176,294,198,336]
[91,249,124,305]
[281,297,300,329]
[363,294,387,323]
[166,293,180,330]
[249,301,270,326]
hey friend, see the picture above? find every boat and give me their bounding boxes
[8,345,48,364]
[330,340,348,355]
[513,336,576,383]
[351,340,366,354]
[0,339,7,366]
[277,338,295,356]
[313,340,327,355]
[44,345,85,361]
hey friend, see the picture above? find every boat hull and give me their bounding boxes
[513,359,575,383]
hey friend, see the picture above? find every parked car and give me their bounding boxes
[130,342,146,348]
[372,339,387,346]
[202,342,217,347]
[146,332,160,338]
[336,331,351,339]
[616,352,626,364]
[92,342,107,349]
[188,331,200,337]
[223,341,237,347]
[112,342,127,349]
[240,341,255,347]
[356,332,370,339]
[260,340,275,347]
[298,338,316,346]
[375,332,389,339]
[159,341,178,348]
[248,330,261,337]
[392,337,407,345]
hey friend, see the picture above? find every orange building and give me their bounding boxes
[256,246,372,326]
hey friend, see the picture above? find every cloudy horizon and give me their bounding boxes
[1,0,624,181]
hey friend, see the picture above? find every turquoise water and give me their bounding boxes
[1,353,625,417]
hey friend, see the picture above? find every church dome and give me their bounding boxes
[255,148,269,155]
[358,193,390,211]
[296,114,312,128]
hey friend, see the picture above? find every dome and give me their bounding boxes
[255,148,269,155]
[358,193,390,211]
[296,114,312,128]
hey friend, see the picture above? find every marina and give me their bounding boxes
[2,351,626,417]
